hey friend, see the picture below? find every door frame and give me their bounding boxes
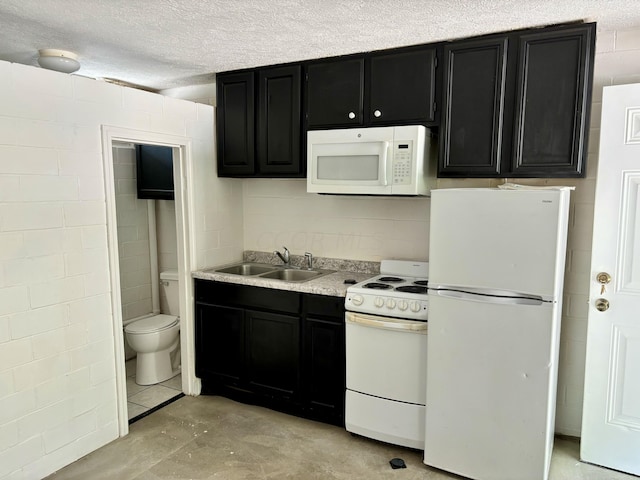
[101,125,201,437]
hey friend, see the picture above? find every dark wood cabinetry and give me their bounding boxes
[438,22,595,178]
[217,66,303,177]
[302,294,345,425]
[194,279,345,426]
[305,46,439,129]
[510,26,594,176]
[216,72,255,176]
[135,144,175,200]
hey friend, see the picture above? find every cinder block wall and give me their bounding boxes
[0,61,242,479]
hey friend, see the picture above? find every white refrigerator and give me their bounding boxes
[423,187,571,480]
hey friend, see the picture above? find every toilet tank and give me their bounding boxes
[160,270,180,316]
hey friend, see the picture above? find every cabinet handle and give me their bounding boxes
[348,111,356,119]
[374,109,382,118]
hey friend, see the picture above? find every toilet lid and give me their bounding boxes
[125,314,179,334]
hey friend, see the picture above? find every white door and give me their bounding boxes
[581,83,640,476]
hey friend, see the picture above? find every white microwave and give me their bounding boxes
[307,125,436,196]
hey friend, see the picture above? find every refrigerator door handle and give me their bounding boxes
[430,288,545,306]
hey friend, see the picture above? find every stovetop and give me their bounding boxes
[345,260,429,321]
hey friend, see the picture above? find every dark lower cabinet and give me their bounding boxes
[302,294,345,425]
[195,303,244,384]
[246,309,299,398]
[195,279,345,426]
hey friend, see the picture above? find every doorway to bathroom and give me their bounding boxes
[101,126,199,437]
[111,141,183,423]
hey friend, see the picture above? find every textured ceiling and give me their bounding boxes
[0,0,638,91]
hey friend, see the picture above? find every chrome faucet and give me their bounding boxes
[304,252,313,270]
[274,246,290,266]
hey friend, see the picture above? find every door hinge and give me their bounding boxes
[433,101,437,113]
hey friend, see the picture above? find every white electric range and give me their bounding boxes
[344,260,429,449]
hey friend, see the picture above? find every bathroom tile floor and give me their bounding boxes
[126,358,183,422]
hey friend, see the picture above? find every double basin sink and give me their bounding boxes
[205,262,335,283]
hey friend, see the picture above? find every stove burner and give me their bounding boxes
[413,280,429,286]
[363,282,393,290]
[378,276,404,283]
[396,285,428,294]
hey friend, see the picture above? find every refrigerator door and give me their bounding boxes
[428,188,570,300]
[424,292,560,480]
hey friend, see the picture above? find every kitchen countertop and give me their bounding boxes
[192,268,375,297]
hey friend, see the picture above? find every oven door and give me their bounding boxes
[345,311,427,404]
[345,311,428,449]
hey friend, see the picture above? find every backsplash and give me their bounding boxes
[243,250,380,274]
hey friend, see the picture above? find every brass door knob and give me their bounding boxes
[595,298,610,312]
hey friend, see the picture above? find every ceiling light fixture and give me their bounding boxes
[37,49,80,73]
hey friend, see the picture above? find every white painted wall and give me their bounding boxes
[112,143,153,322]
[0,61,242,479]
[242,27,640,437]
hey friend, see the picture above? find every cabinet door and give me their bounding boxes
[195,303,245,384]
[246,309,299,398]
[135,144,174,200]
[304,316,345,425]
[368,48,438,125]
[306,58,364,128]
[216,71,255,176]
[438,37,508,177]
[257,65,302,176]
[510,24,595,177]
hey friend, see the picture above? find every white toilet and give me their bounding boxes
[125,270,181,385]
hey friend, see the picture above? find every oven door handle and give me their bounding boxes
[345,312,427,332]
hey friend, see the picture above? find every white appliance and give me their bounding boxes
[423,187,572,480]
[345,260,429,449]
[307,125,436,196]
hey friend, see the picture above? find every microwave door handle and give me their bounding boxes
[380,141,390,186]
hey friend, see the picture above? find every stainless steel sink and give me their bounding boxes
[209,263,277,276]
[258,268,334,282]
[206,262,335,283]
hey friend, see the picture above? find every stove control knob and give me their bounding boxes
[410,301,421,313]
[398,300,409,311]
[386,298,396,309]
[374,297,385,308]
[350,294,364,306]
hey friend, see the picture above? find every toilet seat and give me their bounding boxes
[125,314,179,334]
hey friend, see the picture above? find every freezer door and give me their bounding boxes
[428,188,570,299]
[424,293,560,480]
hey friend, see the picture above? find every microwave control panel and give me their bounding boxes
[392,141,413,185]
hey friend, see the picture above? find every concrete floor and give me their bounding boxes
[46,396,636,480]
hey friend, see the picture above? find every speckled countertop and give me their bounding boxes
[192,251,379,297]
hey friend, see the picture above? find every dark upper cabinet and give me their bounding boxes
[367,48,438,125]
[438,22,595,178]
[306,46,439,129]
[510,26,594,176]
[306,58,364,128]
[217,66,303,177]
[257,65,302,175]
[216,71,255,176]
[439,37,509,177]
[136,144,174,200]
